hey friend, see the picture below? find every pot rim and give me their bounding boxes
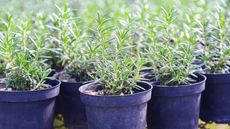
[0,78,61,93]
[0,79,60,102]
[204,72,230,76]
[79,81,153,107]
[54,71,93,84]
[79,81,153,98]
[61,80,93,84]
[153,73,206,88]
[151,74,206,96]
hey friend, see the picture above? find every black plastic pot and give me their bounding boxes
[147,74,206,129]
[0,79,60,129]
[200,73,230,123]
[58,81,88,129]
[79,81,152,129]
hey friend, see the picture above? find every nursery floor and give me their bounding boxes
[53,115,230,129]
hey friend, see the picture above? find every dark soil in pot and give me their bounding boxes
[0,79,60,129]
[55,72,89,129]
[79,81,152,129]
[147,74,206,129]
[200,73,230,123]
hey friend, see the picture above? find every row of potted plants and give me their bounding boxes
[0,2,229,129]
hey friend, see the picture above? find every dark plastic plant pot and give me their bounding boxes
[58,81,88,129]
[0,79,60,129]
[147,74,206,129]
[79,81,152,129]
[200,73,230,123]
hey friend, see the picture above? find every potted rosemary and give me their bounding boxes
[79,47,152,129]
[196,8,230,123]
[0,17,60,129]
[144,8,206,129]
[79,18,152,128]
[48,5,96,129]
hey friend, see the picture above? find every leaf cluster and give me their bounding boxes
[0,16,51,91]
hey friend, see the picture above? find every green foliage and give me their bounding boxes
[0,16,51,91]
[0,0,229,92]
[48,4,96,82]
[195,6,230,73]
[5,51,50,91]
[90,16,144,95]
[145,8,199,86]
[93,56,144,95]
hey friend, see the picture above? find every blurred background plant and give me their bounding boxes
[194,4,230,74]
[47,4,98,82]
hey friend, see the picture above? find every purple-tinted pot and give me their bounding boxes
[0,79,60,129]
[147,74,206,129]
[58,81,88,129]
[200,73,230,123]
[79,81,152,129]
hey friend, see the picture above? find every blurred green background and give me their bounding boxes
[0,0,222,16]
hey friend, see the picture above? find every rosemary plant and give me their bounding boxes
[88,14,144,95]
[0,16,51,91]
[92,55,144,95]
[145,8,199,86]
[48,4,95,82]
[195,7,230,74]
